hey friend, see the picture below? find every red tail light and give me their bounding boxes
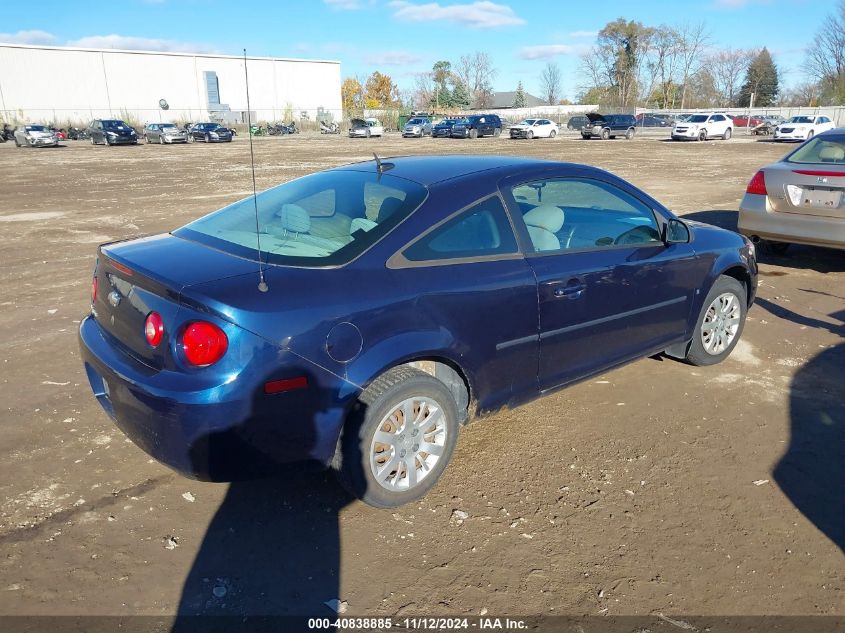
[746,170,767,196]
[91,275,98,303]
[144,312,164,348]
[181,321,228,366]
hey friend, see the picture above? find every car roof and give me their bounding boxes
[334,154,573,186]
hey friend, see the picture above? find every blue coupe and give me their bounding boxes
[79,155,757,508]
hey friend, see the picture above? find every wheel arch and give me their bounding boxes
[718,264,753,307]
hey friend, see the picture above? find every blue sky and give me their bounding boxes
[1,0,837,100]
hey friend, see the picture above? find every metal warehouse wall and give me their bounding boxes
[0,44,342,125]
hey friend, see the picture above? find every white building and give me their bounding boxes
[0,43,342,125]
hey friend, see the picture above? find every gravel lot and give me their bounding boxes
[0,130,843,619]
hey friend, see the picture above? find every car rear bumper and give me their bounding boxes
[738,193,845,249]
[78,315,351,480]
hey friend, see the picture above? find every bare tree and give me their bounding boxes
[412,72,434,110]
[708,48,749,107]
[806,0,845,104]
[456,51,498,109]
[648,26,682,108]
[539,61,562,105]
[676,21,710,108]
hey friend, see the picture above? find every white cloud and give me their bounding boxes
[365,50,423,65]
[519,43,587,60]
[388,1,524,28]
[0,30,57,45]
[65,34,218,53]
[568,30,597,38]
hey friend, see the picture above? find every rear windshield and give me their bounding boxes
[785,134,845,165]
[174,170,428,267]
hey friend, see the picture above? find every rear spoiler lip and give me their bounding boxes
[791,169,845,177]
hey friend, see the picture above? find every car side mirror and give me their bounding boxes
[665,219,691,244]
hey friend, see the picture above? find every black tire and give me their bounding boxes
[698,129,707,141]
[366,129,371,138]
[469,128,478,139]
[625,128,634,140]
[91,136,96,145]
[104,136,111,146]
[159,135,164,145]
[601,128,610,140]
[493,127,501,137]
[550,129,557,138]
[582,134,591,140]
[527,130,534,139]
[685,276,747,367]
[724,127,732,140]
[807,130,814,140]
[334,366,459,508]
[205,133,211,143]
[145,135,150,144]
[764,240,790,256]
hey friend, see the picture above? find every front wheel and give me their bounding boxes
[807,130,814,140]
[698,129,707,141]
[527,130,534,139]
[685,276,747,366]
[469,129,478,139]
[205,133,211,143]
[625,128,634,140]
[335,367,459,508]
[600,128,610,140]
[723,127,732,140]
[159,135,164,145]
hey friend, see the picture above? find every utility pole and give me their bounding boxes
[747,92,755,132]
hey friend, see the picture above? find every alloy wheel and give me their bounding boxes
[369,396,448,492]
[701,292,741,355]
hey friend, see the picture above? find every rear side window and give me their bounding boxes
[403,196,517,262]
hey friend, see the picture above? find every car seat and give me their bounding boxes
[524,205,565,251]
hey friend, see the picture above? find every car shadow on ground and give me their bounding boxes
[173,468,351,627]
[170,375,359,631]
[756,298,845,554]
[680,209,845,273]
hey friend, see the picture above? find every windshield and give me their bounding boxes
[408,118,425,124]
[174,170,428,267]
[439,119,457,125]
[161,123,177,129]
[520,119,537,125]
[788,116,814,124]
[785,134,845,165]
[687,115,709,123]
[25,125,48,132]
[102,120,128,130]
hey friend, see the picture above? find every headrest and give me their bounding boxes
[276,204,310,233]
[819,145,845,162]
[524,204,565,233]
[350,217,377,233]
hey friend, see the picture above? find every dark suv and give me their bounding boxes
[451,114,502,139]
[582,113,636,140]
[88,119,139,146]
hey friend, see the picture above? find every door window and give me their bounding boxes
[511,178,662,253]
[403,196,517,262]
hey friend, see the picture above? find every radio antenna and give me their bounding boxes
[243,48,268,292]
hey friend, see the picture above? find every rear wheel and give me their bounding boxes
[145,135,150,144]
[723,127,732,140]
[685,276,747,366]
[550,129,557,138]
[335,367,459,508]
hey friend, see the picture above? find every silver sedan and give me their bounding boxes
[739,128,845,254]
[14,125,58,148]
[144,123,188,144]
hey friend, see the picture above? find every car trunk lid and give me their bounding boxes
[765,164,845,219]
[93,234,259,369]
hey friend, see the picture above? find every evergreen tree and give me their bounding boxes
[737,48,778,107]
[451,81,471,108]
[513,81,527,108]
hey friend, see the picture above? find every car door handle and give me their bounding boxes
[545,279,586,299]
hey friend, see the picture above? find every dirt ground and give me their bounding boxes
[0,130,843,620]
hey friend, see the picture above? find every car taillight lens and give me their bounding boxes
[91,275,98,303]
[145,312,164,347]
[746,170,767,196]
[181,321,228,366]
